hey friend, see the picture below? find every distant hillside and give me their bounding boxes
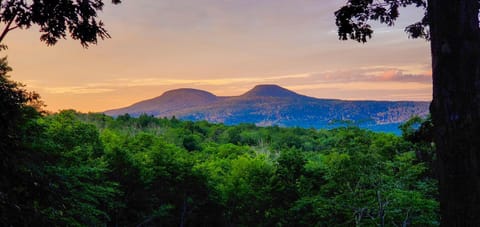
[105,84,430,133]
[105,88,220,117]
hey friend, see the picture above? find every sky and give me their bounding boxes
[4,0,431,112]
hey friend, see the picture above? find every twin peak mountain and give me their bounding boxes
[105,84,429,133]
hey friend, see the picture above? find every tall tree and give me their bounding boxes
[0,0,122,225]
[335,0,480,225]
[0,0,121,47]
[0,56,45,225]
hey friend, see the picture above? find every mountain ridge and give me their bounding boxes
[105,84,429,133]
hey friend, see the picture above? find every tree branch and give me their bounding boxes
[8,25,19,32]
[0,12,18,44]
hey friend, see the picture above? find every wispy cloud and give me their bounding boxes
[287,81,430,92]
[308,67,431,84]
[26,73,312,95]
[43,87,116,94]
[371,70,431,83]
[24,67,431,97]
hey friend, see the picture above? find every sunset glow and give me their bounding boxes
[4,0,430,112]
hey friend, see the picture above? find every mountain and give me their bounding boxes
[242,84,302,98]
[105,84,430,133]
[105,88,219,117]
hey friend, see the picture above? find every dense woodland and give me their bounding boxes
[1,59,439,226]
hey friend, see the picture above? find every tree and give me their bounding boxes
[0,0,121,47]
[35,111,119,226]
[0,1,122,225]
[0,56,39,144]
[0,56,47,225]
[335,0,480,225]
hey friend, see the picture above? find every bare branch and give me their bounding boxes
[0,12,17,44]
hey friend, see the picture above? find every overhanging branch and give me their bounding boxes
[0,12,18,44]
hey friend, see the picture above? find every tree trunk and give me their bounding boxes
[180,191,187,227]
[428,0,480,225]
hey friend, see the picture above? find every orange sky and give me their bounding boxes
[3,0,431,112]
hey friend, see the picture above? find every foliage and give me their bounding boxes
[0,0,121,46]
[40,112,439,226]
[334,0,429,42]
[0,57,48,225]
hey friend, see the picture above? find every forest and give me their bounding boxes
[2,62,439,226]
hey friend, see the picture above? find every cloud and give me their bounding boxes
[307,67,431,84]
[43,86,115,95]
[368,69,431,83]
[114,73,311,88]
[287,81,430,92]
[25,67,431,97]
[24,73,312,95]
